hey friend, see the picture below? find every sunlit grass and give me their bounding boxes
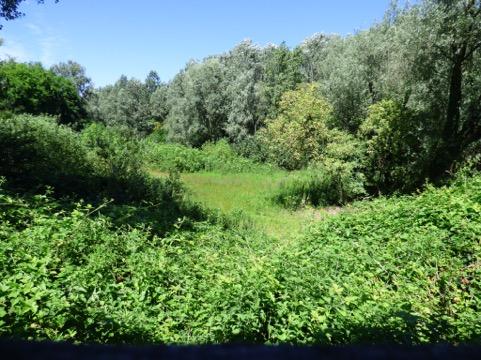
[150,169,336,239]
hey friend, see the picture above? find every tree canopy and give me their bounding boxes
[0,61,85,125]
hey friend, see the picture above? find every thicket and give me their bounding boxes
[272,174,481,344]
[2,172,481,344]
[0,114,204,234]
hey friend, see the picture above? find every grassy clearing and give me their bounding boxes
[149,169,336,239]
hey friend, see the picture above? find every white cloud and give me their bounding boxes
[39,35,62,65]
[0,39,30,62]
[0,20,68,66]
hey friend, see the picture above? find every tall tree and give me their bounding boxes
[165,59,228,146]
[432,0,481,165]
[88,76,152,133]
[223,40,267,141]
[51,60,93,99]
[145,70,161,94]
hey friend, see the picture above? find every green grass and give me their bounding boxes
[150,169,339,239]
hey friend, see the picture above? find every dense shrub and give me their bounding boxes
[79,123,149,200]
[1,115,140,200]
[2,174,481,344]
[271,175,481,344]
[0,115,202,233]
[0,114,95,194]
[145,139,273,173]
[272,131,366,208]
[272,166,365,208]
[0,184,276,343]
[359,99,433,193]
[232,135,270,164]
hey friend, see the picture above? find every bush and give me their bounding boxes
[272,131,366,208]
[359,99,432,193]
[272,175,481,344]
[144,139,273,173]
[272,165,365,209]
[0,115,185,201]
[144,142,206,172]
[0,114,95,194]
[0,184,276,343]
[80,123,149,200]
[232,135,270,164]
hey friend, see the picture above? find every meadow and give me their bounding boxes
[150,169,339,238]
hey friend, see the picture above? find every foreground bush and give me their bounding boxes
[1,174,481,344]
[0,183,276,343]
[272,175,481,343]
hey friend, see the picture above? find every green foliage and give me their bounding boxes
[272,164,365,209]
[273,175,481,344]
[232,135,270,164]
[0,115,188,211]
[359,99,432,192]
[0,61,85,126]
[50,60,93,99]
[261,43,305,117]
[258,83,333,170]
[88,76,153,134]
[223,40,268,142]
[0,114,95,194]
[146,143,205,172]
[165,59,229,146]
[80,123,144,185]
[0,183,275,343]
[2,173,481,344]
[145,139,273,174]
[3,0,481,347]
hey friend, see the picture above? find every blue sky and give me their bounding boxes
[0,0,394,87]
